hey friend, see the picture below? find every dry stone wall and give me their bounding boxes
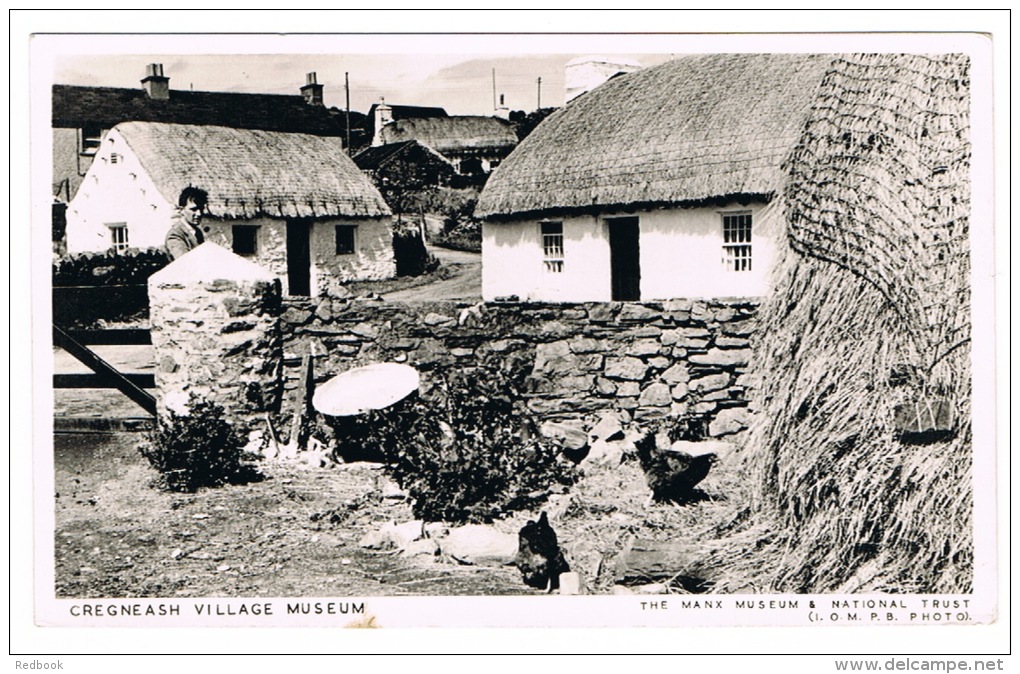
[148,243,284,434]
[280,298,759,439]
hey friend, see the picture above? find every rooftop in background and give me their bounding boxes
[52,83,346,136]
[378,116,518,155]
[352,139,453,172]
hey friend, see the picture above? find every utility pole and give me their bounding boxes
[537,76,542,110]
[345,72,351,155]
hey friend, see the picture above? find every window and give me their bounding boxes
[335,225,357,255]
[80,125,104,156]
[107,223,128,253]
[232,225,259,257]
[722,212,752,272]
[541,221,564,273]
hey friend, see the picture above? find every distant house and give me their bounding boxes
[52,65,347,205]
[371,103,518,178]
[475,54,835,302]
[366,103,449,147]
[353,139,456,213]
[65,121,393,296]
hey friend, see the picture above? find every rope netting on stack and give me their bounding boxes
[705,53,973,594]
[785,54,971,379]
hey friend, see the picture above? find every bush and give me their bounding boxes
[52,247,170,287]
[333,367,577,523]
[140,397,259,492]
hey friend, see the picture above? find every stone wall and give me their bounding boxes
[280,297,759,439]
[148,243,283,433]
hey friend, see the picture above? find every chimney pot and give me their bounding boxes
[300,72,324,106]
[141,63,170,100]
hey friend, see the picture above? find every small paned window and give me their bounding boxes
[335,225,357,255]
[232,225,259,257]
[107,223,128,253]
[722,213,752,272]
[541,221,564,273]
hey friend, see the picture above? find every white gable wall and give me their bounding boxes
[65,128,176,253]
[482,201,774,302]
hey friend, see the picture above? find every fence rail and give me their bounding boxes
[52,324,156,416]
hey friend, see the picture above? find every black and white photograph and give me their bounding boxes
[13,11,1007,661]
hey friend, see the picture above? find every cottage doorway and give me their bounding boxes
[608,217,641,301]
[286,219,312,296]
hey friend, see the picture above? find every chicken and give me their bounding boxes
[635,432,718,504]
[515,511,569,592]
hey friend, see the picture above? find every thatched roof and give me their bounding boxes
[113,121,390,219]
[52,84,345,136]
[476,53,835,220]
[378,116,518,155]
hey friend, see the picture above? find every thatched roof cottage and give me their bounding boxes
[373,103,518,177]
[52,65,346,204]
[476,53,834,302]
[65,121,393,296]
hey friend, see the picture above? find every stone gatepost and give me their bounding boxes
[147,242,283,434]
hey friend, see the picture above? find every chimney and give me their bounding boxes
[494,93,510,120]
[141,63,170,100]
[372,100,393,147]
[301,72,324,106]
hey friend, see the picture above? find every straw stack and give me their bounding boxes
[710,53,972,593]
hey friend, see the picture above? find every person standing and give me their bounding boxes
[165,186,208,260]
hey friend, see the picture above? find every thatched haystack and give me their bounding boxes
[114,121,391,220]
[712,53,972,593]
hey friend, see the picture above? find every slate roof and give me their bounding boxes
[52,84,345,136]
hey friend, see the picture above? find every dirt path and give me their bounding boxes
[53,432,532,598]
[385,246,481,303]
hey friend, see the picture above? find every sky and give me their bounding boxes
[51,51,674,116]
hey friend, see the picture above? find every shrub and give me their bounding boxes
[140,397,259,492]
[52,247,170,287]
[332,366,577,523]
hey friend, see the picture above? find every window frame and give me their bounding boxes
[540,221,564,273]
[232,224,260,257]
[106,222,129,254]
[721,211,753,272]
[80,125,104,157]
[335,224,357,255]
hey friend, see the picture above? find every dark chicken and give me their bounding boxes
[635,432,718,503]
[515,511,569,591]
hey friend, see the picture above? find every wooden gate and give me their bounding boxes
[53,325,156,416]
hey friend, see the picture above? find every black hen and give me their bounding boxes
[515,512,569,592]
[635,432,718,503]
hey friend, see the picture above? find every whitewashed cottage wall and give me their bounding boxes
[64,129,176,253]
[482,201,774,302]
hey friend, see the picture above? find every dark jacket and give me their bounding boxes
[165,212,204,260]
